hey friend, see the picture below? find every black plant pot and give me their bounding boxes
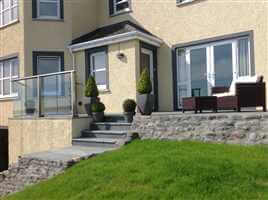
[92,112,104,122]
[137,94,154,115]
[84,97,98,116]
[123,112,135,123]
[26,108,35,115]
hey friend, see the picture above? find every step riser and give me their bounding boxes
[90,124,131,131]
[104,116,126,123]
[82,132,127,139]
[72,141,118,148]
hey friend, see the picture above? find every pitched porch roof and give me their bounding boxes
[69,21,163,52]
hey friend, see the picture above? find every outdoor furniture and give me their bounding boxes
[212,75,266,112]
[182,96,217,113]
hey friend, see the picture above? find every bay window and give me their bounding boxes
[0,0,18,27]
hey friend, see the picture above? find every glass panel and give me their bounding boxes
[140,53,150,76]
[3,0,9,9]
[116,2,129,11]
[3,62,10,77]
[94,71,106,85]
[37,57,60,75]
[11,7,17,20]
[3,79,10,95]
[0,81,2,95]
[93,53,106,70]
[39,2,58,17]
[190,48,208,96]
[177,49,187,82]
[12,59,18,76]
[238,38,250,77]
[214,43,233,87]
[3,9,10,25]
[178,85,187,107]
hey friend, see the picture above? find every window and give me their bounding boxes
[0,58,19,98]
[0,0,18,27]
[90,51,108,90]
[109,0,131,16]
[36,0,62,19]
[33,52,64,96]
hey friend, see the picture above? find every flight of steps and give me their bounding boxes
[72,114,132,148]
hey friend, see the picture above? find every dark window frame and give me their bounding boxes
[32,0,64,20]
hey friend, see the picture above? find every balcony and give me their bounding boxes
[12,70,76,117]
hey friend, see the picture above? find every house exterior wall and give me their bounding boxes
[74,40,139,114]
[96,0,268,111]
[0,0,25,126]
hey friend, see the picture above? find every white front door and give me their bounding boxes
[177,37,251,108]
[141,48,154,94]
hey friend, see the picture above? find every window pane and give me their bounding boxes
[11,7,18,20]
[94,71,106,85]
[12,59,18,76]
[3,0,9,9]
[92,54,106,70]
[0,64,2,78]
[37,57,60,75]
[3,62,10,77]
[39,2,58,17]
[3,79,10,95]
[11,0,17,6]
[0,80,2,95]
[11,80,17,93]
[238,38,250,77]
[116,2,129,11]
[3,10,10,25]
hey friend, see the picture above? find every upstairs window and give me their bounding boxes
[0,0,18,27]
[0,58,19,98]
[109,0,131,16]
[33,0,63,20]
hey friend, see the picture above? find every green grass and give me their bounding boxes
[3,140,268,200]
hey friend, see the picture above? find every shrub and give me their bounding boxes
[137,68,152,94]
[123,99,137,113]
[91,102,105,113]
[85,75,99,97]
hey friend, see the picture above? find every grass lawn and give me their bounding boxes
[3,140,268,200]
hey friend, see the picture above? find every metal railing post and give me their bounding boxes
[71,71,77,117]
[37,76,41,117]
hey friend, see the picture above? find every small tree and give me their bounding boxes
[137,68,152,94]
[84,75,99,97]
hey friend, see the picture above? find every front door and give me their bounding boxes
[141,48,154,94]
[176,37,251,109]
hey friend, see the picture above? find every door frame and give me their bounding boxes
[173,31,254,111]
[140,42,158,111]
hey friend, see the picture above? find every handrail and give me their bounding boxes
[13,70,76,82]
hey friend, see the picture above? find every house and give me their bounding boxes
[1,0,267,164]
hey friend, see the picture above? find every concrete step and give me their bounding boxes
[82,130,128,139]
[104,114,125,123]
[72,137,123,148]
[90,122,131,131]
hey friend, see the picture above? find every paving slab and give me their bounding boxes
[23,145,116,162]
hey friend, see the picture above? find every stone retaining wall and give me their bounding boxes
[131,113,268,145]
[0,157,77,197]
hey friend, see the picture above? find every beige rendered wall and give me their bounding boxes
[9,118,73,164]
[0,0,25,126]
[96,0,268,111]
[74,40,139,114]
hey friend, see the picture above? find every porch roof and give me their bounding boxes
[69,21,163,52]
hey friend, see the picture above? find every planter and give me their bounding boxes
[123,112,135,123]
[84,97,98,115]
[137,94,154,115]
[25,108,35,115]
[92,112,104,122]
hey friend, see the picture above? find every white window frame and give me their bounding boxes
[37,56,62,96]
[37,0,60,20]
[0,0,19,28]
[176,36,252,108]
[0,58,19,99]
[90,52,108,91]
[113,0,131,15]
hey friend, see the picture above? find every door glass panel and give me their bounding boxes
[190,48,207,96]
[140,53,150,76]
[214,43,233,87]
[238,38,250,77]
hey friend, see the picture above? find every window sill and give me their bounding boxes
[176,0,199,7]
[99,89,111,94]
[0,20,19,30]
[0,96,18,101]
[33,18,64,22]
[110,10,132,17]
